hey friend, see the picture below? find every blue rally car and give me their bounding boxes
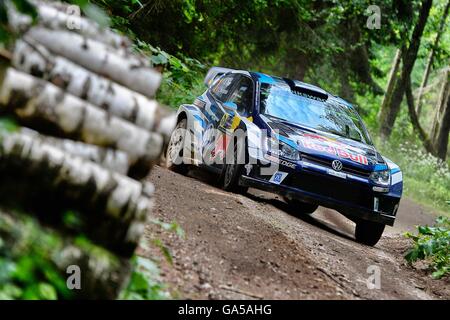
[166,67,403,246]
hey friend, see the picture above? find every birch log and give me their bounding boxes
[0,130,152,256]
[20,127,130,175]
[26,27,161,98]
[13,39,176,141]
[8,2,133,51]
[0,209,131,299]
[0,68,164,178]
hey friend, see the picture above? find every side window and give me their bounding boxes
[210,74,236,102]
[228,76,254,116]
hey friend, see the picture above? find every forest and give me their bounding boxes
[0,0,448,300]
[91,0,450,212]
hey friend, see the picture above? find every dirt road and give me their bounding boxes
[138,166,449,300]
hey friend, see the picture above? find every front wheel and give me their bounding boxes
[355,220,385,246]
[166,118,189,175]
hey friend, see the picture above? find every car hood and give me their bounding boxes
[261,115,384,169]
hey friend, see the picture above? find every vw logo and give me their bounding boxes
[332,160,343,171]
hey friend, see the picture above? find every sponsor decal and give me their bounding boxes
[213,133,231,161]
[219,113,229,129]
[219,112,242,132]
[326,169,347,179]
[280,160,296,169]
[269,171,288,184]
[265,154,280,163]
[299,137,368,165]
[265,155,296,169]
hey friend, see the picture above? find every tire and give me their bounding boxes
[222,139,249,194]
[165,118,189,175]
[355,220,385,246]
[284,197,318,215]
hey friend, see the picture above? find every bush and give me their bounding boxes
[405,216,450,279]
[378,140,450,214]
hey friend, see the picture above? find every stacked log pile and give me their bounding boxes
[0,0,175,299]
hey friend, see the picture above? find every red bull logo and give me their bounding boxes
[300,137,368,165]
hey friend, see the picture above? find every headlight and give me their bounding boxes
[369,170,390,186]
[265,137,300,161]
[279,142,300,161]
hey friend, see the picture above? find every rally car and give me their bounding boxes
[166,67,403,246]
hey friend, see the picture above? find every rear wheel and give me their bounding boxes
[355,220,385,246]
[284,197,318,215]
[222,139,249,194]
[166,118,189,175]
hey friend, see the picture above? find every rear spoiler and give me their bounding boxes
[204,67,235,87]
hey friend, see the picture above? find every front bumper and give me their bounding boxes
[240,163,400,226]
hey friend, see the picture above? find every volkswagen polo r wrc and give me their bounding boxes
[166,67,403,246]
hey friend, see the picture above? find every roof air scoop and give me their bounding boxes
[283,78,328,101]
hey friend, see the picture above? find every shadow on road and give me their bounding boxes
[184,166,356,242]
[245,192,355,242]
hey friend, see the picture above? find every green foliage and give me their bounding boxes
[132,39,206,109]
[135,40,205,86]
[69,0,110,27]
[119,256,169,300]
[150,219,185,239]
[157,75,205,110]
[119,219,185,300]
[0,212,72,300]
[405,216,450,279]
[378,140,450,214]
[146,220,184,266]
[0,117,18,134]
[0,0,37,44]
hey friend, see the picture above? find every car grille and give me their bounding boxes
[286,170,373,209]
[301,154,371,177]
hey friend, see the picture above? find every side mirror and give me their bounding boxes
[223,101,238,111]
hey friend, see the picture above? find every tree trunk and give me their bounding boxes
[13,39,176,142]
[26,27,161,99]
[0,68,164,179]
[431,69,450,159]
[0,209,132,299]
[9,1,133,51]
[405,76,436,154]
[430,69,450,138]
[378,0,433,139]
[20,127,131,175]
[416,0,450,118]
[379,48,402,120]
[0,130,153,256]
[348,32,384,95]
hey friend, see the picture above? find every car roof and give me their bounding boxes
[246,71,354,108]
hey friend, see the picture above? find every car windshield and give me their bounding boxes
[259,83,372,144]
